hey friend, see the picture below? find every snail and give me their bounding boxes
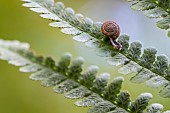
[101,21,122,51]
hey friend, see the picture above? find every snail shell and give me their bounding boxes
[101,21,120,40]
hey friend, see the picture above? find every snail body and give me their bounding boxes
[101,21,122,51]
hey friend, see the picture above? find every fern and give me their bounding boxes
[22,0,170,98]
[127,0,170,37]
[1,39,170,113]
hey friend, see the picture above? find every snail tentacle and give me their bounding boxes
[109,37,122,51]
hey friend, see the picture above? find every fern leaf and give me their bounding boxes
[49,21,71,28]
[131,1,156,11]
[21,0,170,98]
[146,76,169,88]
[104,77,124,102]
[157,16,170,30]
[116,91,131,109]
[118,61,142,75]
[88,101,116,113]
[107,53,129,66]
[75,93,104,107]
[146,103,163,113]
[92,73,110,94]
[139,48,157,69]
[128,0,170,37]
[53,79,79,94]
[144,7,168,18]
[1,39,170,113]
[159,84,170,98]
[152,55,169,75]
[20,63,42,72]
[42,73,67,87]
[73,33,92,43]
[126,42,142,61]
[130,68,156,83]
[79,65,98,87]
[130,93,153,113]
[64,86,92,99]
[29,68,54,80]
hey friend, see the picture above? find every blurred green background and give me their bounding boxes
[0,0,170,113]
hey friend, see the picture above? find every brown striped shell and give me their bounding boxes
[101,21,120,40]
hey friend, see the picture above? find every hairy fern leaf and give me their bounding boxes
[146,103,163,113]
[130,93,152,113]
[21,0,170,98]
[1,39,170,113]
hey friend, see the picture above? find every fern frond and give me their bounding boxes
[1,39,170,113]
[21,0,170,98]
[127,0,170,37]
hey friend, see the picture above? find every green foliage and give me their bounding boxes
[21,0,170,98]
[146,103,163,113]
[1,39,170,113]
[104,77,124,102]
[139,48,157,69]
[130,93,152,113]
[116,91,131,109]
[126,42,142,61]
[128,0,170,38]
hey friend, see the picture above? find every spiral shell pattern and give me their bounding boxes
[101,21,120,39]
